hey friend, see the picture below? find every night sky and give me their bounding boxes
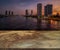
[0,0,60,15]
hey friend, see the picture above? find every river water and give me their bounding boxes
[0,16,60,30]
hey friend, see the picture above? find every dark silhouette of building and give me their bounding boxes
[25,9,29,17]
[54,13,60,18]
[11,11,13,15]
[44,4,53,16]
[37,3,42,17]
[31,10,33,16]
[5,10,8,15]
[37,3,42,29]
[56,13,60,17]
[9,11,11,15]
[25,9,29,29]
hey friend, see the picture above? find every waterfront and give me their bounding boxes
[0,16,60,30]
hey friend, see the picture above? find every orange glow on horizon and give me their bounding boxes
[18,5,60,15]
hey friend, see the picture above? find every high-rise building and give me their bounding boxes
[11,11,13,15]
[37,3,42,29]
[9,11,11,15]
[5,10,8,15]
[31,10,33,16]
[44,4,53,16]
[25,9,29,17]
[37,3,42,17]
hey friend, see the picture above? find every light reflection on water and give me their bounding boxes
[49,20,60,29]
[0,16,60,30]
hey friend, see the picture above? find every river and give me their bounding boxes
[0,16,60,30]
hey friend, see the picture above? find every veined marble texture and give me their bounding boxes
[0,31,60,48]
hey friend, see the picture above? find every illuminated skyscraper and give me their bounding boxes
[44,4,53,16]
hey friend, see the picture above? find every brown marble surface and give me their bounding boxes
[0,31,60,48]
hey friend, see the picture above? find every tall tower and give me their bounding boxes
[5,10,8,15]
[37,3,42,18]
[37,3,42,29]
[25,9,29,29]
[44,4,53,16]
[11,11,13,15]
[31,10,33,16]
[9,11,11,15]
[25,9,29,17]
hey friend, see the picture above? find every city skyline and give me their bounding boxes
[0,0,60,15]
[44,4,53,16]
